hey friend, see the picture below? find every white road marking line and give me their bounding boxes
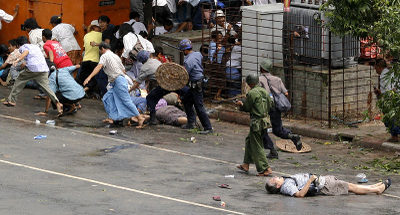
[0,114,288,175]
[1,114,399,200]
[0,159,246,215]
[382,193,400,199]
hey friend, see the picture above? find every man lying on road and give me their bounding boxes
[265,173,391,197]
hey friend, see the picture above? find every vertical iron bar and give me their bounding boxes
[256,11,259,76]
[328,31,332,128]
[342,38,345,120]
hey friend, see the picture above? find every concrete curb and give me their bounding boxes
[209,109,400,152]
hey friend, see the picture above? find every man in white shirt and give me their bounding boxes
[210,10,237,37]
[0,5,18,30]
[83,42,145,128]
[374,59,399,142]
[127,11,148,34]
[115,11,148,39]
[153,0,174,22]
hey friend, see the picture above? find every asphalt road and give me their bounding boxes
[0,88,399,215]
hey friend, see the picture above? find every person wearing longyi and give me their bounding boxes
[83,42,144,128]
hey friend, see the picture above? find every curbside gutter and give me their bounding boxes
[209,109,400,152]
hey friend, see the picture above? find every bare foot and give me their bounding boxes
[0,80,7,86]
[56,102,63,117]
[35,112,48,116]
[102,118,113,124]
[377,183,386,194]
[130,116,138,123]
[34,95,47,100]
[371,182,383,187]
[136,115,145,129]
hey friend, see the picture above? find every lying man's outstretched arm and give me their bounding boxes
[294,175,317,198]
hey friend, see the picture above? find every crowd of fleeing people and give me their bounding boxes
[0,1,393,198]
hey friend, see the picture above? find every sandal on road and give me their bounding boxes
[257,168,273,177]
[33,95,47,100]
[383,178,392,192]
[3,101,15,107]
[218,184,232,189]
[236,164,249,173]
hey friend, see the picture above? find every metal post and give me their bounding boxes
[342,38,345,120]
[328,31,332,128]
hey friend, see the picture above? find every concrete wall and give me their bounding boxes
[270,64,378,120]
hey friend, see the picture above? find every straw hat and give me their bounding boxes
[155,63,189,91]
[275,139,312,153]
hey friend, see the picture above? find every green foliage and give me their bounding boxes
[322,0,400,130]
[321,0,381,38]
[367,156,400,174]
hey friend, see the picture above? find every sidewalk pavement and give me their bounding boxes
[208,107,400,152]
[1,85,397,152]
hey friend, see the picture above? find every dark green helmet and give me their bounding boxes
[246,74,259,85]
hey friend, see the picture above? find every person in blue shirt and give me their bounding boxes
[179,39,213,134]
[208,30,225,64]
[35,65,85,116]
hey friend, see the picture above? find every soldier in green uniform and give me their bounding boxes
[236,74,273,176]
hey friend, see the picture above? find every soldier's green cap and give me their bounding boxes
[246,74,259,85]
[260,59,272,72]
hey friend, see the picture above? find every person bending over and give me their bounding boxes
[83,42,144,128]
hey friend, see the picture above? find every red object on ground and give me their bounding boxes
[374,114,381,120]
[212,196,221,201]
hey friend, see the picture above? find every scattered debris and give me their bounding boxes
[62,144,66,147]
[190,136,196,143]
[218,184,232,189]
[356,173,368,183]
[353,165,370,170]
[225,175,235,178]
[109,130,118,135]
[34,135,47,140]
[220,201,226,207]
[46,120,55,126]
[367,157,400,174]
[35,119,40,125]
[212,196,221,201]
